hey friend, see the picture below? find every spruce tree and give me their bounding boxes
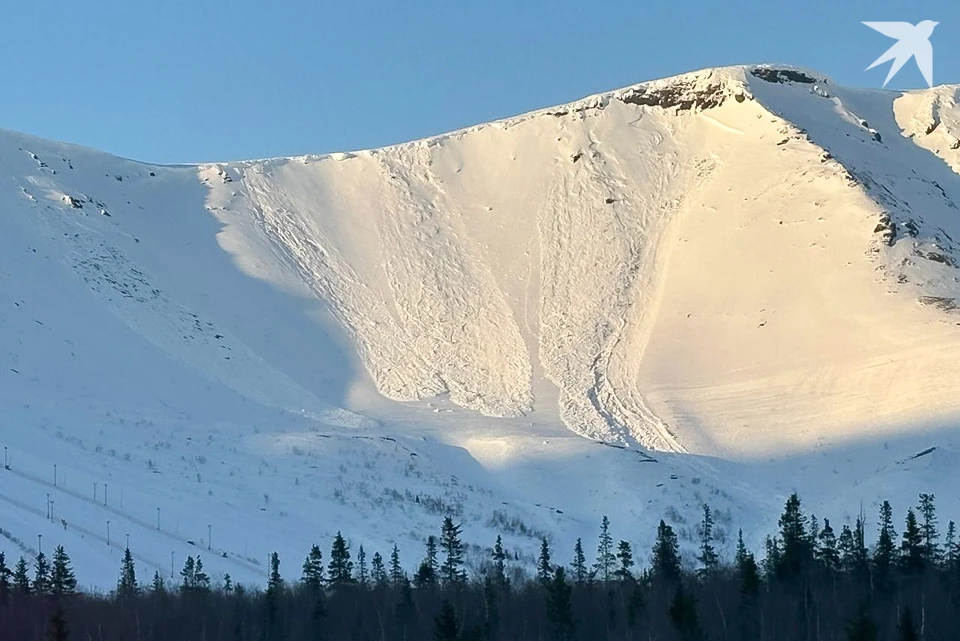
[117,548,137,598]
[193,556,210,591]
[900,509,924,574]
[13,557,30,595]
[50,546,77,596]
[266,551,283,636]
[222,573,232,595]
[917,493,940,565]
[776,493,811,581]
[492,535,507,587]
[357,545,368,587]
[33,551,51,595]
[151,570,166,594]
[852,514,870,579]
[817,519,839,574]
[328,532,353,587]
[873,500,898,584]
[371,551,387,586]
[180,556,196,590]
[267,551,282,595]
[615,540,635,582]
[414,536,439,588]
[389,544,404,586]
[537,538,553,584]
[696,505,719,577]
[945,520,960,577]
[301,544,325,591]
[545,567,576,641]
[652,520,682,582]
[734,530,760,597]
[838,525,857,573]
[571,537,587,584]
[593,516,615,582]
[762,536,781,580]
[439,518,465,585]
[0,552,9,601]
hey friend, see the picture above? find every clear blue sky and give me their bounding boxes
[1,0,957,163]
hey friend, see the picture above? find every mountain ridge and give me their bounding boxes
[3,64,960,588]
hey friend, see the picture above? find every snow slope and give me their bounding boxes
[3,65,960,589]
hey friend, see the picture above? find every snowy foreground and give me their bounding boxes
[3,65,960,590]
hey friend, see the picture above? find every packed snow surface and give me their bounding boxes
[4,65,960,588]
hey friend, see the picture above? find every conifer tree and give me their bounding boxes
[734,530,760,597]
[696,505,719,577]
[117,548,137,598]
[439,518,465,585]
[545,567,576,641]
[371,551,387,586]
[593,516,615,582]
[900,509,925,574]
[817,519,839,574]
[762,536,781,581]
[151,570,165,594]
[328,532,353,587]
[13,557,30,595]
[874,501,898,584]
[267,551,282,595]
[492,535,507,586]
[415,536,439,588]
[194,556,210,591]
[33,550,51,595]
[571,538,587,584]
[852,514,870,579]
[917,493,940,565]
[389,544,404,586]
[180,556,196,590]
[265,551,283,635]
[537,538,553,584]
[0,552,10,600]
[776,493,811,581]
[838,525,857,573]
[357,545,368,587]
[615,540,635,581]
[50,546,77,596]
[301,544,325,591]
[223,573,233,595]
[945,520,960,577]
[652,520,682,582]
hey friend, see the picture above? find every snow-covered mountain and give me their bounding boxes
[4,65,960,589]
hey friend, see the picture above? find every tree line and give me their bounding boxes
[2,494,960,640]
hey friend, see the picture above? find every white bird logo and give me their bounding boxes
[863,20,938,88]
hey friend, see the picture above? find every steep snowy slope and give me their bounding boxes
[3,65,960,588]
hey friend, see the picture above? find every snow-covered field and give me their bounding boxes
[3,65,960,590]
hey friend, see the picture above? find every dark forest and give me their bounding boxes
[2,492,959,640]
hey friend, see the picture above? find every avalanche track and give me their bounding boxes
[4,65,960,588]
